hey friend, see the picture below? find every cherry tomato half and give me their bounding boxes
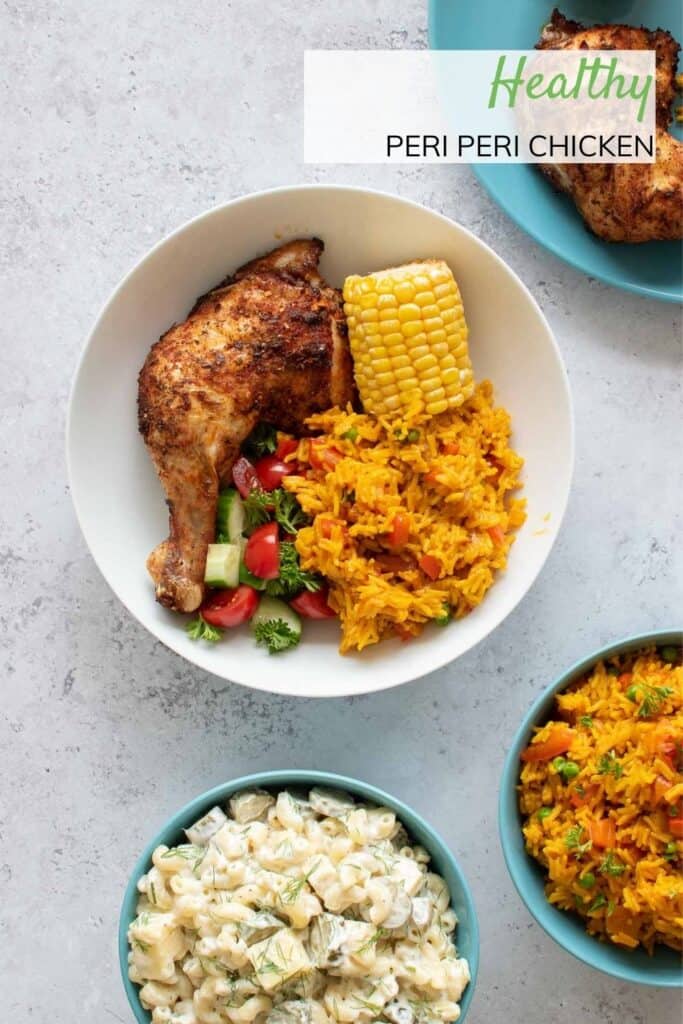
[244,522,280,580]
[290,587,336,619]
[254,455,296,491]
[232,456,259,498]
[200,585,259,628]
[276,436,299,460]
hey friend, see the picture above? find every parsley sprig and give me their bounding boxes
[565,825,592,858]
[243,422,278,459]
[243,487,309,536]
[597,750,623,778]
[266,542,322,598]
[253,618,300,654]
[186,616,222,642]
[599,851,625,877]
[272,489,309,534]
[625,682,673,718]
[243,489,271,532]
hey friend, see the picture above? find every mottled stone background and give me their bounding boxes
[1,1,681,1021]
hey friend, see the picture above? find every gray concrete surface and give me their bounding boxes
[1,1,681,1021]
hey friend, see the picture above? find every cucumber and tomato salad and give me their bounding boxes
[187,426,335,654]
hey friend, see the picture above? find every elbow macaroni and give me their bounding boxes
[128,788,470,1023]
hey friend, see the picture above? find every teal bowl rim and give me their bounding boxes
[499,629,683,987]
[119,769,480,1021]
[427,1,683,304]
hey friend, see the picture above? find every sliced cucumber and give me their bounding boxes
[216,488,245,542]
[251,596,302,637]
[204,543,241,588]
[239,562,267,590]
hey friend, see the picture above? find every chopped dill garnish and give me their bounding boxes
[355,927,387,954]
[278,862,319,905]
[352,995,383,1015]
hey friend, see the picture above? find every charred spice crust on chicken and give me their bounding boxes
[138,239,355,614]
[536,8,683,242]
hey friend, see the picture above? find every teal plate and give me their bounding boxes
[428,1,683,302]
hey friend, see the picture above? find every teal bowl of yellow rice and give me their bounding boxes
[499,630,682,986]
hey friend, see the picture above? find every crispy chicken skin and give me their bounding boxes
[138,239,354,613]
[536,9,683,242]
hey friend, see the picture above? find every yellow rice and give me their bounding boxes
[519,647,683,953]
[284,380,525,653]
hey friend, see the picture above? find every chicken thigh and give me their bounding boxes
[536,9,683,242]
[138,239,354,613]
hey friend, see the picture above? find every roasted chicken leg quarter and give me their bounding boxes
[138,239,354,613]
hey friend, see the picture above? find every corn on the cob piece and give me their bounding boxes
[342,259,473,418]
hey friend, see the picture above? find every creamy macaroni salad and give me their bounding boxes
[128,787,470,1023]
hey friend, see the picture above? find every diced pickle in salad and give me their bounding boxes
[186,424,336,654]
[128,787,470,1023]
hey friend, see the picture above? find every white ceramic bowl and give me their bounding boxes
[67,185,573,697]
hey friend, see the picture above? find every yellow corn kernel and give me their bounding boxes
[372,357,392,373]
[360,307,380,323]
[403,321,425,339]
[343,259,474,418]
[398,303,421,323]
[413,354,438,373]
[395,366,416,382]
[395,280,416,303]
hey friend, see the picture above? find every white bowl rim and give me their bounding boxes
[66,183,575,697]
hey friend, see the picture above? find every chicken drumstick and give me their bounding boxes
[138,239,354,613]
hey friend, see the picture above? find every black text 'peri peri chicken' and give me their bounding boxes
[138,239,354,614]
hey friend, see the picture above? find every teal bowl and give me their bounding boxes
[119,769,480,1020]
[499,629,682,986]
[429,0,683,303]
